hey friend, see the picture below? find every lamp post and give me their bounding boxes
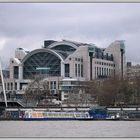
[0,58,7,107]
[120,40,125,79]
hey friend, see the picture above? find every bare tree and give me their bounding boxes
[96,76,135,106]
[132,75,140,104]
[97,78,119,106]
[23,75,50,107]
[66,80,98,107]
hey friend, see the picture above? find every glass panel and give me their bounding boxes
[23,51,61,79]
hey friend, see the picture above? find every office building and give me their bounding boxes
[1,39,126,105]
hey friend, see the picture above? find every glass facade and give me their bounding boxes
[95,48,113,61]
[23,51,61,79]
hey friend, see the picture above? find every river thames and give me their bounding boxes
[0,121,140,138]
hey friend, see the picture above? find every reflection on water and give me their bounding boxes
[0,121,140,137]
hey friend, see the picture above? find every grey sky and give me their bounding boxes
[0,3,140,68]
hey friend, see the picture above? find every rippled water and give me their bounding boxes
[0,121,140,137]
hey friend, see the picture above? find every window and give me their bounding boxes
[78,64,80,77]
[107,68,108,76]
[65,64,70,77]
[11,83,13,90]
[15,83,17,90]
[81,64,83,77]
[109,69,111,76]
[99,67,101,75]
[102,68,103,75]
[54,81,56,89]
[7,83,9,90]
[104,68,106,76]
[13,66,19,79]
[50,81,56,90]
[97,67,98,76]
[64,94,69,98]
[75,64,77,77]
[23,51,61,79]
[50,81,53,89]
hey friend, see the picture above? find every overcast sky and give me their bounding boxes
[0,3,140,68]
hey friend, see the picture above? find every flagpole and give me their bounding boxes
[0,57,7,107]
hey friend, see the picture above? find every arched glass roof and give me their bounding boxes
[52,44,76,52]
[22,49,62,79]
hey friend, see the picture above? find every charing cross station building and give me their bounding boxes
[2,39,126,104]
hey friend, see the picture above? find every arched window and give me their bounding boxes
[23,51,61,79]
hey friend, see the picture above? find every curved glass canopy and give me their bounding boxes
[23,51,61,79]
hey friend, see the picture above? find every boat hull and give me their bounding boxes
[24,118,92,121]
[23,117,121,121]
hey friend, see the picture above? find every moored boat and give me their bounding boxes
[23,106,121,121]
[24,110,90,121]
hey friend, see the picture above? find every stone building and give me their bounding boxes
[1,39,126,105]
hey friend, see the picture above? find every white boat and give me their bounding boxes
[24,110,90,121]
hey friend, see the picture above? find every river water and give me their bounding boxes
[0,121,140,138]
